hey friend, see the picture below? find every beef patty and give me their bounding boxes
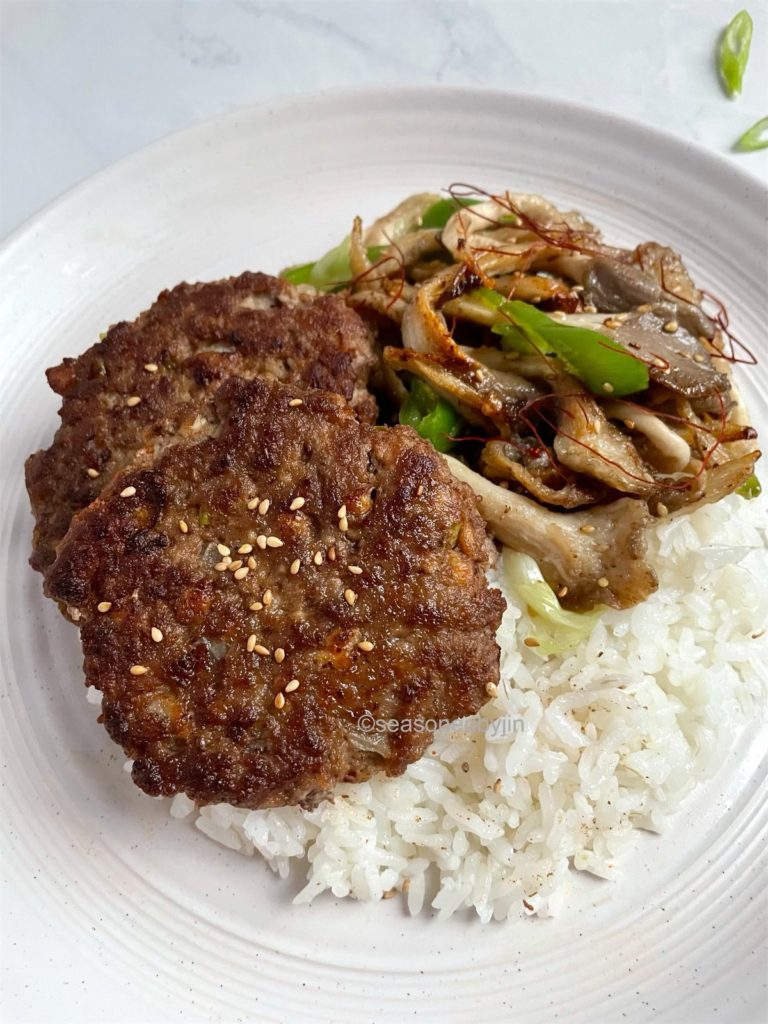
[46,377,505,809]
[26,272,377,573]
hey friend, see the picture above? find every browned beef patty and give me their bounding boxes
[46,377,505,809]
[26,272,377,573]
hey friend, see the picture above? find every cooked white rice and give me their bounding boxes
[137,495,766,920]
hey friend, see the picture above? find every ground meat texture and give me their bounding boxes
[25,272,378,573]
[46,377,505,809]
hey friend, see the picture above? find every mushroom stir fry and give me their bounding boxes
[282,188,761,618]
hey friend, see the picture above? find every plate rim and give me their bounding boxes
[1,84,766,1023]
[1,84,766,265]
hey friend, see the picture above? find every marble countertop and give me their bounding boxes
[1,0,766,240]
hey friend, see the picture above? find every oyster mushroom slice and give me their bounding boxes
[481,440,603,509]
[384,346,540,433]
[462,346,559,382]
[614,308,729,398]
[363,192,441,247]
[584,257,715,339]
[439,194,600,276]
[632,242,701,306]
[443,455,657,611]
[652,449,760,516]
[441,194,596,259]
[401,267,465,357]
[550,376,655,495]
[602,400,691,473]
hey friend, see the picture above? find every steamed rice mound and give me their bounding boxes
[136,494,767,920]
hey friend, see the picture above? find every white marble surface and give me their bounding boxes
[1,0,766,240]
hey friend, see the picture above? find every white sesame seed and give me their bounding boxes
[247,497,260,510]
[274,648,285,663]
[597,576,610,588]
[656,502,669,517]
[653,357,667,369]
[290,559,301,575]
[636,303,652,314]
[288,398,303,407]
[274,692,286,709]
[254,644,270,656]
[337,505,347,519]
[247,634,257,652]
[348,565,363,575]
[126,396,142,407]
[217,543,231,557]
[120,486,137,498]
[579,524,595,535]
[266,536,284,548]
[339,516,349,532]
[130,665,148,676]
[247,556,256,570]
[263,589,273,606]
[144,363,159,373]
[663,320,678,334]
[344,588,357,606]
[583,304,597,314]
[151,626,163,643]
[327,545,336,562]
[289,497,305,511]
[485,682,498,696]
[357,640,374,652]
[524,636,540,648]
[284,679,300,693]
[179,519,189,534]
[234,566,249,580]
[602,381,614,393]
[87,467,100,478]
[238,544,253,554]
[417,484,424,496]
[222,555,232,565]
[256,535,267,549]
[557,586,569,598]
[214,561,229,572]
[623,419,636,430]
[249,601,263,612]
[258,499,270,515]
[227,560,243,572]
[96,601,112,613]
[313,551,323,565]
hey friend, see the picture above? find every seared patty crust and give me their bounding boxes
[26,272,377,573]
[46,377,505,809]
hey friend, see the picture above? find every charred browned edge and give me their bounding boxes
[45,377,505,809]
[26,272,379,575]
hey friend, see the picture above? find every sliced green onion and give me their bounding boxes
[306,235,353,290]
[281,241,391,291]
[399,378,463,453]
[476,288,649,397]
[718,10,753,98]
[280,261,315,286]
[420,197,482,230]
[737,473,761,499]
[198,509,210,527]
[733,116,768,152]
[503,550,604,655]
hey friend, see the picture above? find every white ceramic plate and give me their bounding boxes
[1,89,766,1024]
